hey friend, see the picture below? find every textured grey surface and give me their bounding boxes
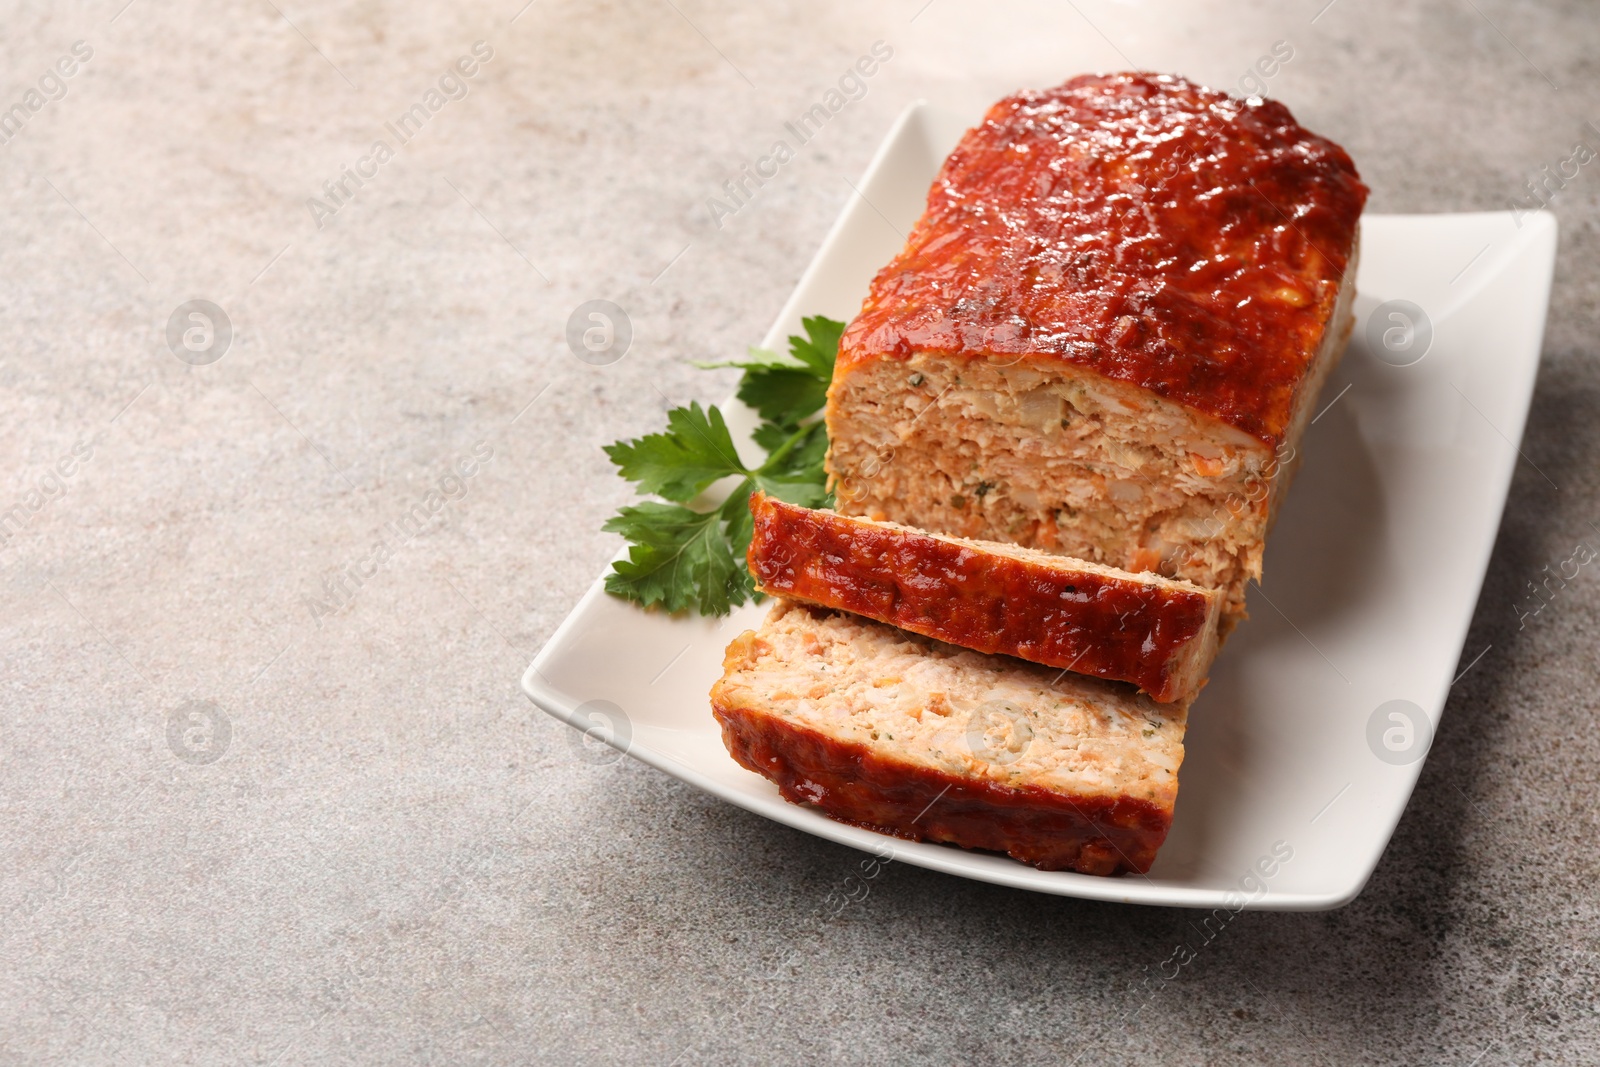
[2,1,1598,1063]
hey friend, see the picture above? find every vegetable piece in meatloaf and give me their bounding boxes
[825,73,1369,623]
[711,600,1187,876]
[747,492,1220,703]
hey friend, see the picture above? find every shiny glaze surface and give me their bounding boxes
[748,493,1214,701]
[712,701,1170,876]
[836,72,1368,445]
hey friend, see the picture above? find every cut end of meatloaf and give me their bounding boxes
[748,492,1220,703]
[825,73,1367,621]
[710,600,1188,875]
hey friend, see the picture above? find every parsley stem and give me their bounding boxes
[756,422,819,472]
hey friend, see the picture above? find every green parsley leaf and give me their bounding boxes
[787,315,845,378]
[751,422,830,508]
[602,498,755,615]
[695,315,843,430]
[602,401,746,502]
[602,315,846,616]
[750,420,793,454]
[737,365,829,429]
[716,479,760,582]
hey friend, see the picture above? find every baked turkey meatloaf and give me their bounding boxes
[747,492,1220,703]
[711,600,1187,875]
[825,73,1369,622]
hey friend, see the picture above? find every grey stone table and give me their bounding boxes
[2,1,1596,1063]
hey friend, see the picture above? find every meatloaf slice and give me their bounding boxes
[826,73,1368,622]
[711,600,1187,875]
[747,492,1219,703]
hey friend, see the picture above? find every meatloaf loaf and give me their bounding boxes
[825,73,1369,622]
[747,492,1220,702]
[711,600,1187,875]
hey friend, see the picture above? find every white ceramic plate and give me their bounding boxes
[523,103,1557,910]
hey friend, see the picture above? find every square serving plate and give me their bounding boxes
[523,103,1558,910]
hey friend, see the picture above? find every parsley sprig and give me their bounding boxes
[601,316,844,615]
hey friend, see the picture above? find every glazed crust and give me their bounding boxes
[747,493,1218,702]
[834,72,1369,447]
[712,698,1170,875]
